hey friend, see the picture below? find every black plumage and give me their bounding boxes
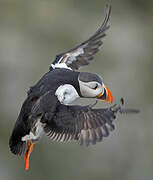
[44,103,117,146]
[43,99,139,146]
[9,4,139,161]
[9,69,80,155]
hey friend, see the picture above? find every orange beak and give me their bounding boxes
[96,84,113,103]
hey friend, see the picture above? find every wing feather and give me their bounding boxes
[43,98,139,146]
[51,4,111,71]
[44,103,118,146]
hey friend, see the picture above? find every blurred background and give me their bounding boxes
[0,0,153,180]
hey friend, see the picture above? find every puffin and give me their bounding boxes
[9,5,139,171]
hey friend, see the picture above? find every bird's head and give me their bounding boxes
[78,72,113,103]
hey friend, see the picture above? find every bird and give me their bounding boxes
[9,5,139,171]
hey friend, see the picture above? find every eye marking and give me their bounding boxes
[93,84,98,90]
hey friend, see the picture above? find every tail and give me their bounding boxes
[9,100,31,155]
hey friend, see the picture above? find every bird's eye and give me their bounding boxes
[93,84,98,90]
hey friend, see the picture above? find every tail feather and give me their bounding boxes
[9,115,29,155]
[9,100,30,155]
[9,136,26,155]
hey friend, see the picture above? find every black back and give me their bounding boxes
[9,68,80,155]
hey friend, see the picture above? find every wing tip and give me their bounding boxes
[100,4,111,29]
[105,4,112,14]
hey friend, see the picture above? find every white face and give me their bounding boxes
[79,80,104,98]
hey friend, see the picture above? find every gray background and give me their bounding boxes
[0,0,153,180]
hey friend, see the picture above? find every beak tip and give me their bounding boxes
[96,85,113,104]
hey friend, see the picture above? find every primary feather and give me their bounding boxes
[44,99,139,146]
[51,4,111,71]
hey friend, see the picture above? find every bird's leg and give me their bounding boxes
[24,140,34,171]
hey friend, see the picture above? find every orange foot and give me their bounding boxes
[24,140,34,171]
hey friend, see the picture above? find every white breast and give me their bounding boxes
[55,84,79,105]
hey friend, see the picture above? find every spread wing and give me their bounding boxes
[44,103,121,146]
[51,4,111,71]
